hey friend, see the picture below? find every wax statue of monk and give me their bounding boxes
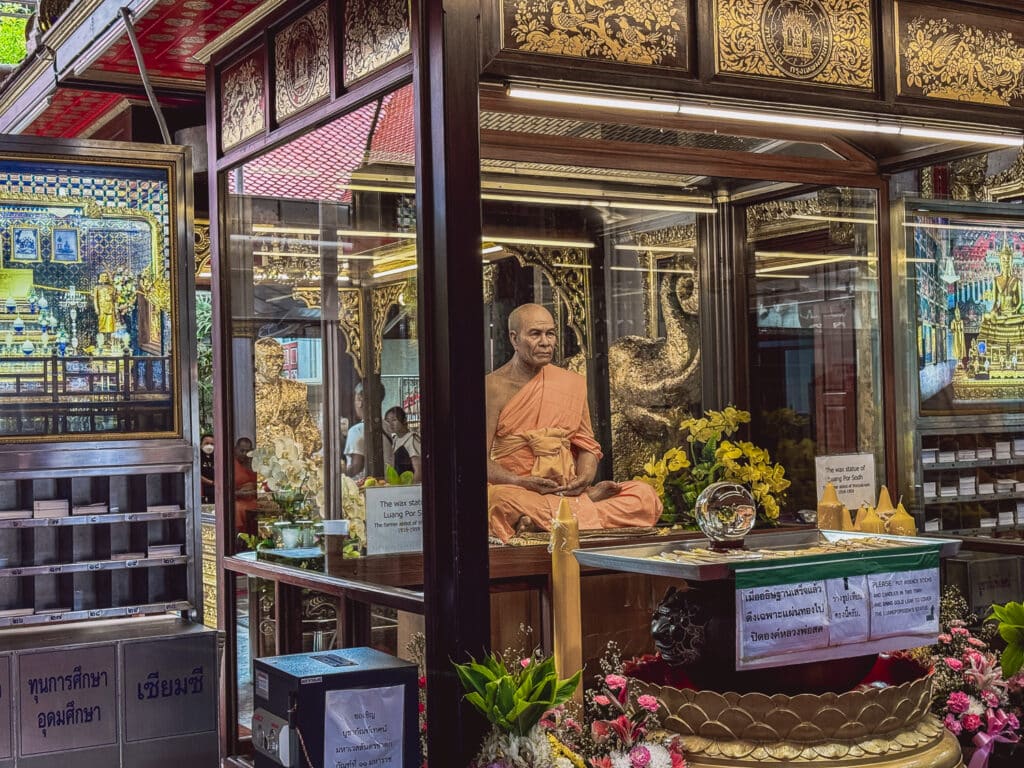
[486,303,662,542]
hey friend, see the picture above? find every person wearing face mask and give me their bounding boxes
[200,434,215,504]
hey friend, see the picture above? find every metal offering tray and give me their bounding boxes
[573,529,962,582]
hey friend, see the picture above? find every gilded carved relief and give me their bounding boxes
[220,50,266,150]
[343,0,411,86]
[715,0,873,89]
[193,219,210,279]
[372,281,406,374]
[274,3,330,121]
[608,229,700,482]
[338,287,364,379]
[503,0,689,69]
[900,12,1024,107]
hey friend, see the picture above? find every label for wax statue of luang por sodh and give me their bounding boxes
[735,548,939,669]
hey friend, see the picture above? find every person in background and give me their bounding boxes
[200,434,215,504]
[234,436,259,537]
[384,406,421,482]
[344,383,366,481]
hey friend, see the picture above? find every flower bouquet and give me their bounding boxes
[635,406,789,527]
[454,649,582,768]
[927,589,1021,768]
[250,436,323,522]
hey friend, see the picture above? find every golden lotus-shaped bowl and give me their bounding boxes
[637,672,963,767]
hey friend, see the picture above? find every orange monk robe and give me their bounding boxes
[488,365,662,542]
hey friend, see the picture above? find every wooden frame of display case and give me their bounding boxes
[0,137,199,623]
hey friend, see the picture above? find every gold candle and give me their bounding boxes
[817,482,844,530]
[887,502,918,536]
[551,496,583,704]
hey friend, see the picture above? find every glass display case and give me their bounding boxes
[894,199,1024,530]
[0,154,179,441]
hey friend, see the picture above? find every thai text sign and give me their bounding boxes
[17,644,117,756]
[323,684,404,768]
[365,485,423,556]
[735,547,939,669]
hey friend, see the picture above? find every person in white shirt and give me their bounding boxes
[384,406,421,482]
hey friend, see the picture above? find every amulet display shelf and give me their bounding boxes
[0,136,216,768]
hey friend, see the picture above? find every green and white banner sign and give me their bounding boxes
[734,547,940,669]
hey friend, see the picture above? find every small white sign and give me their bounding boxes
[826,575,870,644]
[365,485,423,556]
[323,685,404,768]
[814,453,877,510]
[738,581,829,661]
[868,568,940,639]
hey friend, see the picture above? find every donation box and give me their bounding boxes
[252,647,418,768]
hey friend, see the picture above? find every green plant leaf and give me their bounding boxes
[400,470,415,484]
[999,624,1024,646]
[553,670,582,704]
[385,465,400,485]
[1001,642,1024,678]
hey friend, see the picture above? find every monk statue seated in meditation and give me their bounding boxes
[486,303,662,542]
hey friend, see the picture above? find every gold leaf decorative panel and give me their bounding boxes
[897,1,1024,108]
[715,0,873,90]
[502,0,689,70]
[343,0,411,86]
[274,3,330,122]
[220,49,266,151]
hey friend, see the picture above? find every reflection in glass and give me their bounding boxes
[223,84,422,558]
[746,188,882,513]
[0,159,177,439]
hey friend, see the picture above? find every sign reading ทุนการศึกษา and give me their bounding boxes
[735,547,939,669]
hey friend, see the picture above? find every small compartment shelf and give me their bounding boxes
[0,472,194,627]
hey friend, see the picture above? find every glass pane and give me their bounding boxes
[0,157,177,439]
[746,187,883,513]
[222,83,423,576]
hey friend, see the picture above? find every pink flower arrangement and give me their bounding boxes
[929,610,1020,768]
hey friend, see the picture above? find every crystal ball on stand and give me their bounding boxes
[694,481,756,549]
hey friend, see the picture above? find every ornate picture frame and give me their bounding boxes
[51,227,80,263]
[11,225,39,263]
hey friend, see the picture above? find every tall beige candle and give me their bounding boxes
[551,495,583,705]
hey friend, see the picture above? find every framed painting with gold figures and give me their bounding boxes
[0,135,194,443]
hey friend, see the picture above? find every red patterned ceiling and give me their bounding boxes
[233,85,414,202]
[28,0,264,136]
[92,0,264,81]
[27,89,125,138]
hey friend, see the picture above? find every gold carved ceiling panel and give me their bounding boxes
[220,48,266,151]
[343,0,411,86]
[501,0,689,70]
[896,0,1024,108]
[274,2,331,122]
[714,0,873,90]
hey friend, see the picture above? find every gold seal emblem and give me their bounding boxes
[761,0,833,79]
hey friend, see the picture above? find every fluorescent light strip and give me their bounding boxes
[614,244,695,254]
[253,225,322,235]
[336,230,418,239]
[252,250,377,261]
[552,263,591,270]
[507,86,1024,147]
[756,251,877,262]
[338,183,417,194]
[482,245,504,255]
[488,236,595,249]
[757,273,811,280]
[610,266,694,274]
[481,192,715,213]
[373,264,418,278]
[906,222,1024,234]
[792,214,877,225]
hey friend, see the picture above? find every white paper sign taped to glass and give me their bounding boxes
[364,485,423,556]
[814,452,877,511]
[323,684,404,768]
[734,546,940,669]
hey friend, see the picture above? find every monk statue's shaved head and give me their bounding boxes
[508,303,553,335]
